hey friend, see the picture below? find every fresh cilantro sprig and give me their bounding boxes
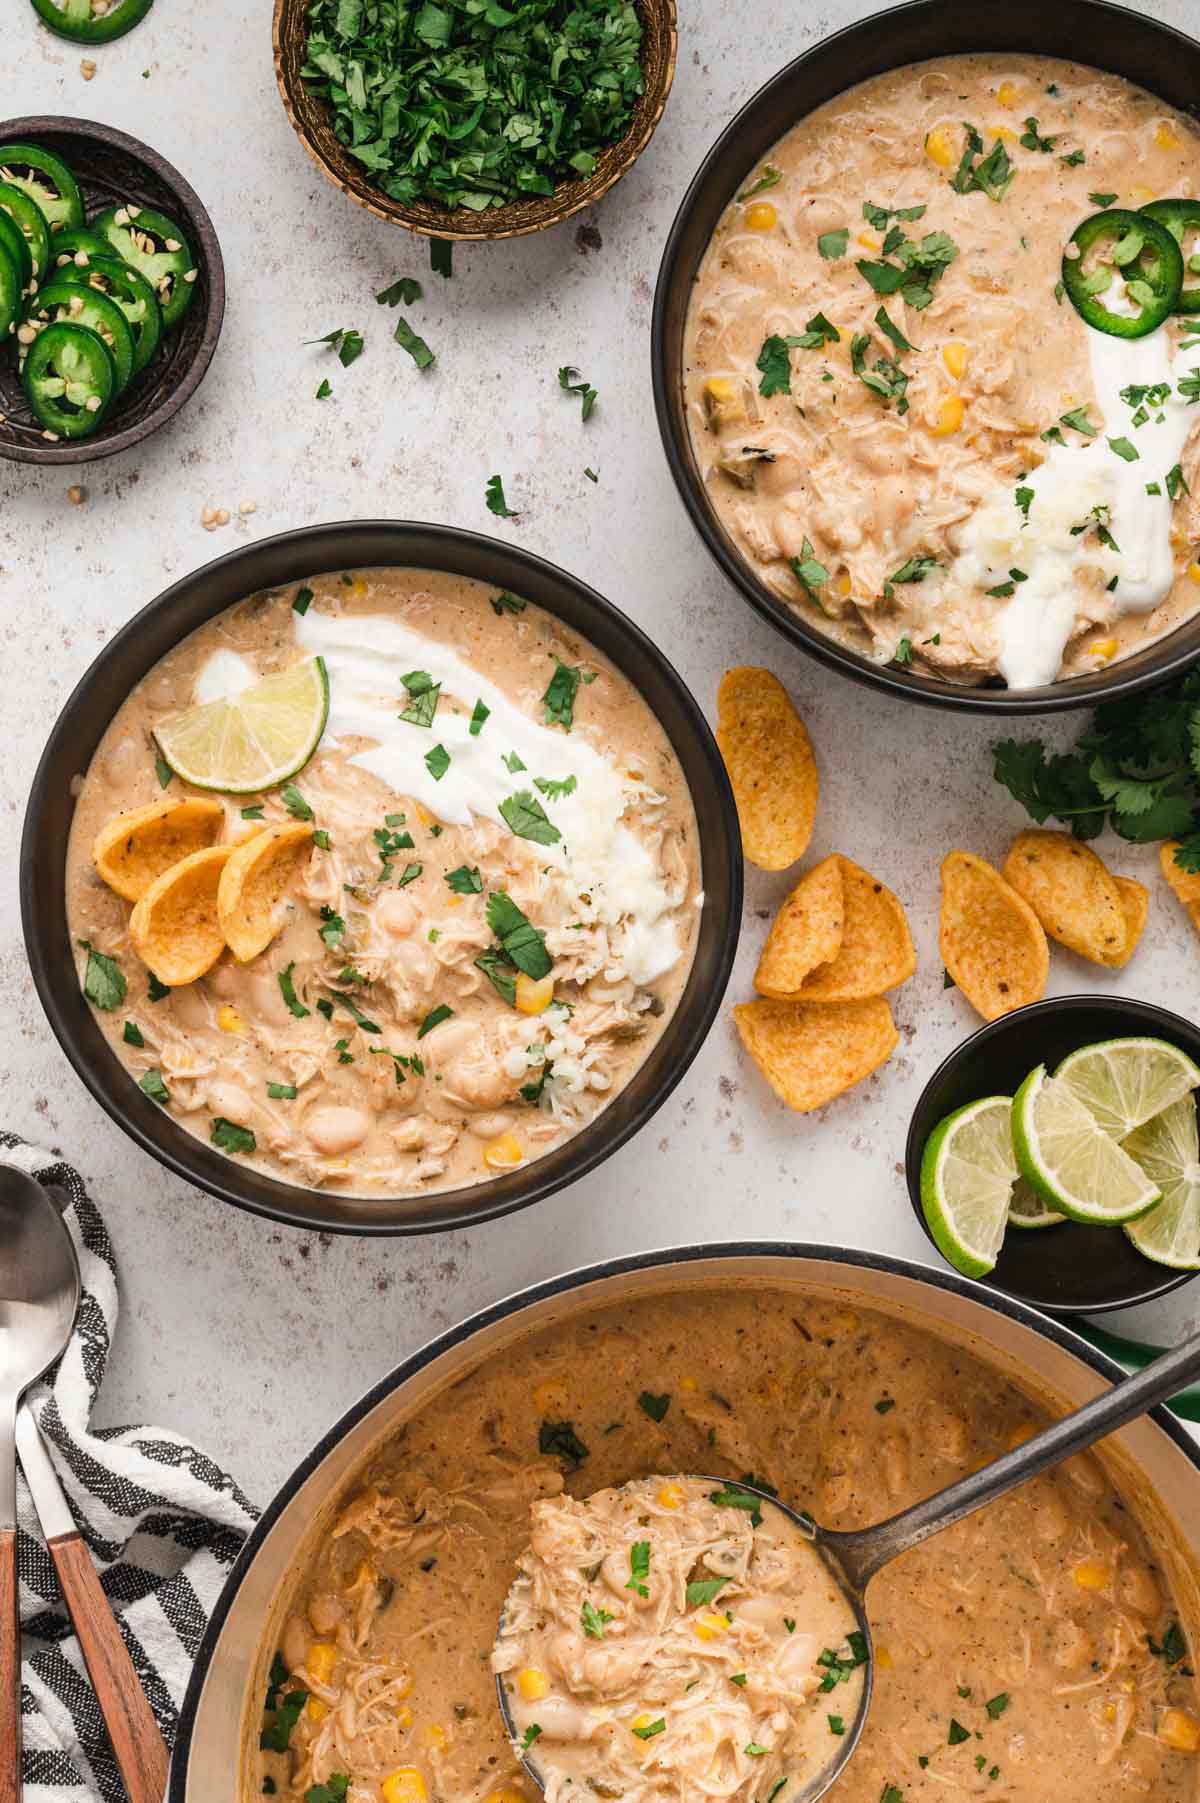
[993,659,1200,869]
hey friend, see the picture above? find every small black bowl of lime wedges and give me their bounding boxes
[906,995,1200,1315]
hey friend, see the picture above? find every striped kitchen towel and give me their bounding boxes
[0,1135,259,1803]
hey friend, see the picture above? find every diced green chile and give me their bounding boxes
[1141,199,1200,316]
[0,241,19,341]
[0,143,82,229]
[1062,208,1182,338]
[91,205,196,330]
[47,225,109,273]
[0,207,32,291]
[22,319,115,438]
[31,280,135,391]
[0,180,51,283]
[29,0,155,43]
[58,254,161,374]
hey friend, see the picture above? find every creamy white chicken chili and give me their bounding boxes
[685,55,1200,687]
[250,1285,1200,1803]
[65,569,700,1196]
[493,1475,864,1803]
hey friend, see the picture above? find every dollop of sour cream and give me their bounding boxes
[946,304,1200,689]
[197,608,686,987]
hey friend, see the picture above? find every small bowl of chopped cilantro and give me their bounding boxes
[272,0,677,240]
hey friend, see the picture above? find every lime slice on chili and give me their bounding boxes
[920,1094,1018,1277]
[1011,1064,1160,1224]
[1062,207,1182,339]
[1141,199,1200,316]
[1123,1097,1200,1269]
[1053,1036,1200,1141]
[153,657,330,794]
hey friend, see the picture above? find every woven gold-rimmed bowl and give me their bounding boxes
[272,0,677,241]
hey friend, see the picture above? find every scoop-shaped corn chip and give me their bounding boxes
[754,855,844,996]
[1002,830,1126,965]
[788,855,916,1001]
[734,995,898,1113]
[716,667,818,871]
[218,822,314,963]
[129,844,234,986]
[1101,876,1149,970]
[940,850,1049,1021]
[1161,841,1200,938]
[92,797,224,902]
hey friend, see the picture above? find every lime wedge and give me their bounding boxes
[1012,1064,1161,1225]
[1054,1037,1200,1140]
[1008,1176,1065,1230]
[920,1095,1018,1277]
[1123,1098,1200,1269]
[153,656,329,794]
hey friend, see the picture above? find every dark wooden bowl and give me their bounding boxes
[0,116,224,466]
[272,0,677,241]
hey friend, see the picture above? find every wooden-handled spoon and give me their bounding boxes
[0,1163,169,1803]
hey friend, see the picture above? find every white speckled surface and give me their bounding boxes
[3,0,1200,1506]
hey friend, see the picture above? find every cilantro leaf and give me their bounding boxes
[817,227,849,259]
[376,276,421,306]
[558,364,597,420]
[400,669,441,727]
[499,789,561,844]
[446,864,483,893]
[394,316,435,368]
[139,1069,169,1105]
[736,165,782,202]
[77,939,126,1011]
[212,1117,256,1155]
[542,658,585,730]
[486,474,518,518]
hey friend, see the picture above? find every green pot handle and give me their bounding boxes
[1074,1322,1200,1423]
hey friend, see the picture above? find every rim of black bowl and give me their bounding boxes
[20,520,742,1237]
[0,114,225,466]
[905,994,1200,1314]
[651,0,1200,714]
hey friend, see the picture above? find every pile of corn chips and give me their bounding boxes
[717,667,916,1112]
[92,796,312,985]
[940,830,1149,1020]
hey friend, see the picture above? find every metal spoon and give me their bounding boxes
[0,1162,81,1803]
[496,1325,1200,1802]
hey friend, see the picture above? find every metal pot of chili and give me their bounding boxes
[1062,206,1184,338]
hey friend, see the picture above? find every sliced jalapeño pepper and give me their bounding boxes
[0,144,82,230]
[0,241,19,342]
[22,319,115,439]
[0,181,51,286]
[46,225,110,277]
[29,0,155,44]
[91,204,196,330]
[57,254,161,375]
[1141,199,1200,316]
[31,280,136,391]
[0,206,33,293]
[1062,208,1183,338]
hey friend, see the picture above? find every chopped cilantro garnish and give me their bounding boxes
[828,1715,845,1735]
[315,379,332,399]
[123,1020,145,1047]
[328,991,382,1033]
[211,1117,256,1155]
[709,1485,763,1526]
[486,474,518,518]
[1019,117,1056,152]
[469,698,490,736]
[985,1692,1010,1719]
[817,227,849,260]
[626,1539,651,1597]
[737,165,782,202]
[400,669,441,727]
[637,1390,670,1422]
[446,864,483,894]
[77,939,126,1011]
[949,124,1014,199]
[521,1724,542,1750]
[686,1577,729,1606]
[534,774,577,800]
[500,789,562,844]
[1108,435,1140,462]
[558,365,598,420]
[417,1003,454,1038]
[948,1719,971,1746]
[267,1081,298,1100]
[632,1718,666,1741]
[394,316,434,368]
[376,276,421,307]
[542,658,586,730]
[1089,191,1117,208]
[293,585,314,615]
[138,1069,169,1104]
[1015,484,1034,520]
[425,743,450,781]
[1060,405,1098,436]
[539,1419,589,1467]
[492,590,526,615]
[790,537,830,600]
[281,784,314,821]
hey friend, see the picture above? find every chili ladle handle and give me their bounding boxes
[825,1324,1200,1594]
